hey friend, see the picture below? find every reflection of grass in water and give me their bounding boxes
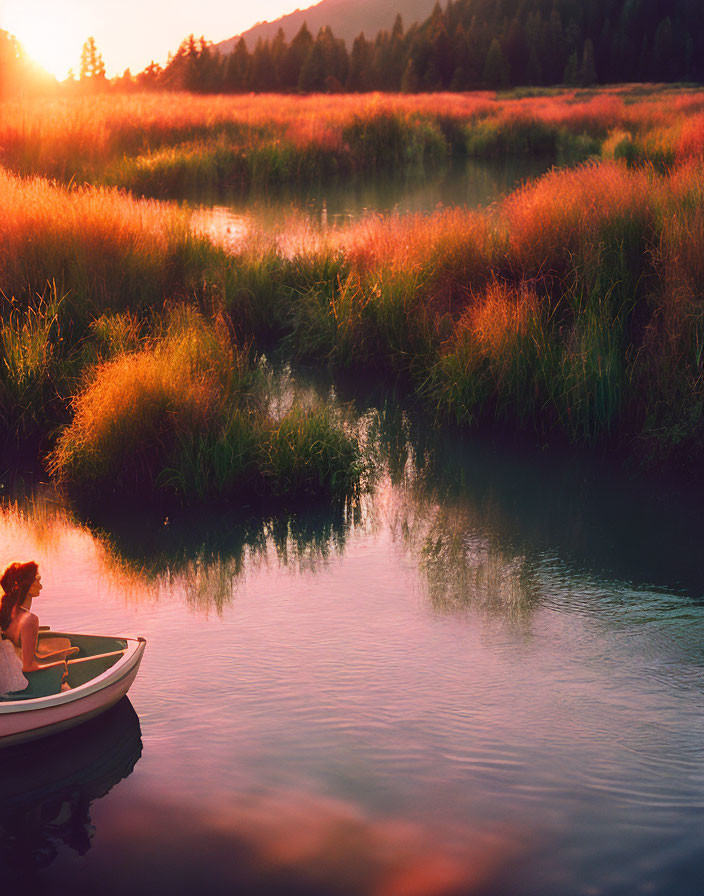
[393,495,541,628]
[0,481,364,614]
[421,522,540,622]
[0,487,89,556]
[91,500,362,614]
[368,401,541,626]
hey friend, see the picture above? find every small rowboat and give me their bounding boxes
[0,629,146,747]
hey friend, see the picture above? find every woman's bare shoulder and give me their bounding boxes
[16,609,39,633]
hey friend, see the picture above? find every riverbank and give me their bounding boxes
[2,87,704,499]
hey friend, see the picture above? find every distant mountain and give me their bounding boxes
[216,0,440,52]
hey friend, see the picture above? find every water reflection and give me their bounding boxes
[0,482,368,612]
[362,397,704,604]
[408,503,540,625]
[95,503,363,612]
[0,698,142,881]
[52,788,524,896]
[4,386,704,625]
[7,396,704,627]
[4,389,704,894]
[366,411,540,627]
[191,156,551,252]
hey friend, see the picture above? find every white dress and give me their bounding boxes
[0,638,28,694]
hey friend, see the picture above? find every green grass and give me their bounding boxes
[5,88,704,481]
[0,288,68,447]
[10,88,701,199]
[48,308,363,506]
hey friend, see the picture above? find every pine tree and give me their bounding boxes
[401,57,420,93]
[465,17,489,86]
[563,50,578,85]
[281,23,314,91]
[298,37,326,92]
[271,28,287,90]
[504,20,528,84]
[347,33,371,91]
[483,38,509,88]
[0,30,24,98]
[225,38,250,92]
[428,20,454,88]
[579,38,597,86]
[526,45,542,86]
[79,37,106,85]
[136,61,161,89]
[653,17,674,82]
[251,39,275,91]
[388,15,406,89]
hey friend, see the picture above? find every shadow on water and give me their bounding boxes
[0,698,142,881]
[83,498,367,612]
[357,394,704,605]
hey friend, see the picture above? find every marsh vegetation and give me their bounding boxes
[2,86,704,506]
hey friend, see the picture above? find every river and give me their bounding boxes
[2,162,703,895]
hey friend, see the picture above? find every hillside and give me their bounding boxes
[148,0,703,93]
[216,0,439,52]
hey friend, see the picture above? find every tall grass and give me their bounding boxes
[5,87,704,474]
[0,287,68,446]
[275,158,704,466]
[48,309,363,505]
[0,168,198,316]
[4,87,704,193]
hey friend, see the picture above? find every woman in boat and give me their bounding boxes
[1,561,76,693]
[0,560,43,678]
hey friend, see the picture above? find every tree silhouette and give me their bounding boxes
[80,37,106,83]
[483,37,509,88]
[127,0,704,95]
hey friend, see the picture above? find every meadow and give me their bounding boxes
[2,85,704,504]
[4,86,704,192]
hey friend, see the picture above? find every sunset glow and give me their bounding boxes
[2,1,308,79]
[4,9,84,80]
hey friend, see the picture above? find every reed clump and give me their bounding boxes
[104,137,345,198]
[275,157,704,467]
[48,309,362,506]
[0,289,69,447]
[0,168,204,319]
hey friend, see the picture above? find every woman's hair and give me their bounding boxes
[0,561,38,631]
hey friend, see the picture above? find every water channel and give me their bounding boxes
[189,155,551,250]
[3,161,704,895]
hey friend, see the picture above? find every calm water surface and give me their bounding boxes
[2,399,704,895]
[190,156,552,251]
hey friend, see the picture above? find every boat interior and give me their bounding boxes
[1,632,128,701]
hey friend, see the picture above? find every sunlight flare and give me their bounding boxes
[5,10,83,80]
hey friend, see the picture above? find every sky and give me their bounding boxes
[2,0,302,79]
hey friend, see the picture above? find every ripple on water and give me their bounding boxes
[3,441,704,895]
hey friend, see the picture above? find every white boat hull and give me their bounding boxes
[0,635,145,747]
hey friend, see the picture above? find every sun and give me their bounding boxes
[5,11,85,81]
